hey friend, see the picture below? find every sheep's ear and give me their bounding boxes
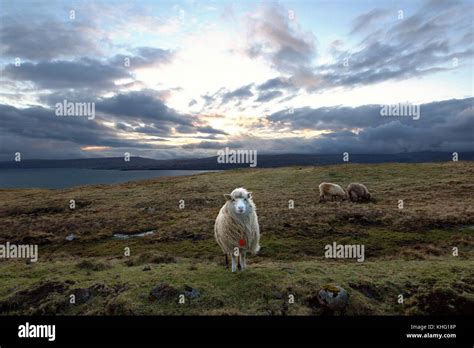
[224,194,232,201]
[247,192,252,199]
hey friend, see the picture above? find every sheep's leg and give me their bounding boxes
[240,250,247,271]
[231,253,238,273]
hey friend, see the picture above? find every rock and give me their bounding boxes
[142,265,151,271]
[271,288,284,299]
[183,285,200,299]
[147,207,156,214]
[73,288,93,304]
[149,283,178,302]
[317,284,349,311]
[65,234,76,242]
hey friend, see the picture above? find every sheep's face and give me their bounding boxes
[225,188,253,215]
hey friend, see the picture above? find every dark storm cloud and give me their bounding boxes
[39,88,222,138]
[262,98,474,153]
[0,89,227,160]
[199,88,229,110]
[220,84,254,104]
[96,91,193,125]
[1,97,472,159]
[2,58,131,90]
[109,47,175,69]
[256,77,295,91]
[0,104,146,149]
[2,45,175,91]
[267,104,384,131]
[255,90,283,102]
[182,140,243,150]
[266,98,473,132]
[96,91,226,135]
[205,82,289,109]
[189,97,474,154]
[196,126,228,135]
[0,17,105,60]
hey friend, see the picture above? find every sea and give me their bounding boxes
[0,168,214,189]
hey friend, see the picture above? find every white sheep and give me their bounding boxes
[214,187,261,272]
[347,183,371,202]
[319,182,347,202]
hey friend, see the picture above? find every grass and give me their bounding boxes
[0,162,473,315]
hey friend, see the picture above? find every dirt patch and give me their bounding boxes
[149,283,179,302]
[105,296,136,315]
[335,209,387,226]
[405,287,474,315]
[0,281,68,314]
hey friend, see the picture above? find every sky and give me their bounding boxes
[0,0,473,160]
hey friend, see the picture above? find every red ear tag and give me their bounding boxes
[239,239,245,247]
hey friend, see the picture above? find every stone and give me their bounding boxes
[73,288,93,304]
[183,285,200,299]
[317,284,349,311]
[149,283,178,302]
[65,234,76,242]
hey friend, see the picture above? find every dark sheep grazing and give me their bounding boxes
[347,183,371,202]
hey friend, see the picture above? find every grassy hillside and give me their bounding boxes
[0,162,473,315]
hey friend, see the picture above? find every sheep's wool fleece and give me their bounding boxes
[214,192,260,255]
[347,183,370,199]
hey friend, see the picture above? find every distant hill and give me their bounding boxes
[0,152,472,170]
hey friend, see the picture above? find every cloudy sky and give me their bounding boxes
[0,0,473,160]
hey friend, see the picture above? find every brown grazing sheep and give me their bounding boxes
[347,183,371,202]
[319,183,347,202]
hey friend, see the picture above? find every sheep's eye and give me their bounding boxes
[244,198,247,201]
